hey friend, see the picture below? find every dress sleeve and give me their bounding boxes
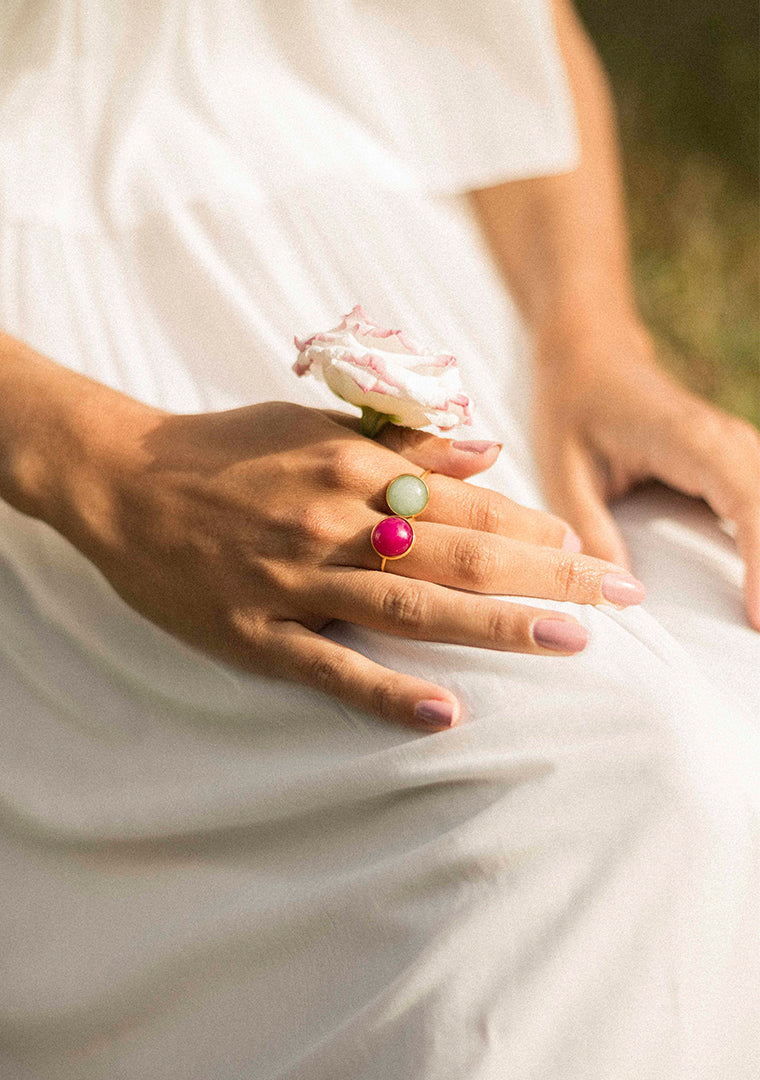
[275,0,581,195]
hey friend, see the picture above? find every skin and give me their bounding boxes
[0,0,756,730]
[470,0,760,629]
[0,336,638,731]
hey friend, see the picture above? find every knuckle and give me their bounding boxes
[293,503,336,544]
[369,679,398,720]
[226,608,267,654]
[484,602,517,646]
[270,503,337,557]
[380,585,428,631]
[257,557,302,596]
[317,442,369,490]
[471,494,505,535]
[452,535,496,587]
[552,554,585,598]
[302,650,347,693]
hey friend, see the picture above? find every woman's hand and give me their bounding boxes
[27,377,648,731]
[531,318,760,631]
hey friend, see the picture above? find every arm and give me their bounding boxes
[468,0,760,630]
[469,0,637,338]
[0,333,152,540]
[0,331,647,729]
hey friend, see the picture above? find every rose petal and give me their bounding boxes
[293,307,474,431]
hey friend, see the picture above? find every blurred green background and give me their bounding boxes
[576,0,759,426]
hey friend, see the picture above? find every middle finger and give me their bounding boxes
[366,471,577,550]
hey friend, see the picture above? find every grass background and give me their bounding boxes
[575,0,759,426]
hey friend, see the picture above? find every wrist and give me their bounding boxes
[0,334,161,545]
[530,305,655,376]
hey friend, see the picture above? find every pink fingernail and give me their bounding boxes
[532,619,589,653]
[414,699,457,728]
[562,528,583,552]
[601,572,646,606]
[451,440,502,454]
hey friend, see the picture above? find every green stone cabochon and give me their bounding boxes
[386,474,429,518]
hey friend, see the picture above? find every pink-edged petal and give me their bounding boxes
[293,306,474,433]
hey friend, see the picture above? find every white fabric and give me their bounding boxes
[0,3,758,1079]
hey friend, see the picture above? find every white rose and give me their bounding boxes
[293,304,473,432]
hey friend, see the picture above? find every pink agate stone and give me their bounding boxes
[371,517,415,559]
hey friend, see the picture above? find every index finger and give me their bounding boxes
[360,465,578,552]
[325,410,578,550]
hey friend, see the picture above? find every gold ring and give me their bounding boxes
[370,469,432,571]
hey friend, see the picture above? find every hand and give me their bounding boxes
[47,391,647,731]
[531,318,760,630]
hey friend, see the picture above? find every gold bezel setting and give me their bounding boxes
[384,472,430,519]
[370,519,416,560]
[374,470,431,571]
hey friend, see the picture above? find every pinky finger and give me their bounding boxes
[266,620,461,731]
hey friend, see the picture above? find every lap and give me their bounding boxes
[0,486,758,1079]
[613,480,760,721]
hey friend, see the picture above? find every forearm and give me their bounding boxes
[0,333,152,537]
[469,0,639,342]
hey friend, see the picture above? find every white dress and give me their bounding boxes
[0,2,758,1078]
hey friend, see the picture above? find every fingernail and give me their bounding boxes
[451,440,502,454]
[532,619,589,653]
[601,572,646,607]
[562,528,583,552]
[414,699,457,728]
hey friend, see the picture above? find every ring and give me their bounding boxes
[371,470,431,571]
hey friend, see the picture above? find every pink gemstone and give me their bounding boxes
[371,516,415,559]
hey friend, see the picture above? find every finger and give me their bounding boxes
[653,411,760,630]
[541,439,632,570]
[313,568,589,655]
[375,424,503,480]
[736,507,760,632]
[415,472,580,551]
[323,421,579,551]
[352,519,645,608]
[353,451,579,551]
[322,409,504,480]
[317,414,578,551]
[264,619,460,730]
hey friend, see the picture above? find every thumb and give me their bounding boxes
[547,440,633,571]
[376,425,502,480]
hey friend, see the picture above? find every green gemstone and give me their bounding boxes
[386,474,429,518]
